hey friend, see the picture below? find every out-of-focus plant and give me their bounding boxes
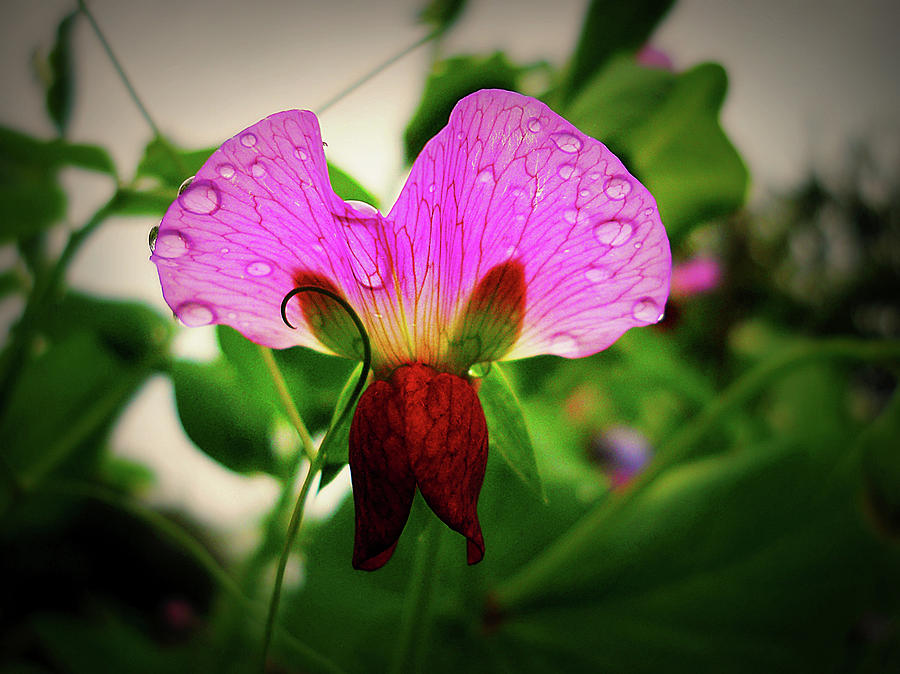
[1,2,898,673]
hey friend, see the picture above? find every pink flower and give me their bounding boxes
[670,256,721,298]
[152,90,670,569]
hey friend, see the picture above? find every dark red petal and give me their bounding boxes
[395,365,489,565]
[349,380,416,571]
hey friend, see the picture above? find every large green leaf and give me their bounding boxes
[567,59,749,241]
[404,53,522,163]
[564,0,675,102]
[170,358,279,475]
[478,363,545,501]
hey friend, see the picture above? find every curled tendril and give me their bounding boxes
[280,284,372,420]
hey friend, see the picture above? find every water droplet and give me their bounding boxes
[603,176,632,199]
[588,172,602,181]
[477,168,494,184]
[632,297,663,323]
[586,266,612,283]
[579,189,590,198]
[593,220,633,246]
[217,163,235,179]
[557,163,579,180]
[294,147,308,160]
[177,176,194,196]
[177,301,215,327]
[153,231,189,258]
[551,132,582,154]
[563,209,578,224]
[345,200,379,219]
[527,117,542,133]
[456,132,464,141]
[468,361,492,378]
[634,241,642,249]
[148,225,159,253]
[428,183,436,193]
[220,247,229,254]
[642,208,654,217]
[246,261,272,277]
[179,180,221,215]
[227,312,237,320]
[240,133,257,147]
[251,161,266,177]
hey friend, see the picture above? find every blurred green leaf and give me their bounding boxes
[478,363,545,501]
[45,11,79,135]
[171,358,279,475]
[0,269,23,298]
[860,390,900,539]
[0,127,115,241]
[404,53,522,163]
[565,0,675,102]
[110,186,173,216]
[318,361,364,483]
[0,331,147,488]
[327,163,379,208]
[418,0,467,35]
[567,59,749,241]
[136,137,213,189]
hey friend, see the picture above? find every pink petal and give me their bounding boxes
[388,89,671,362]
[151,110,392,356]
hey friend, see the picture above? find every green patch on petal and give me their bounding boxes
[477,362,546,502]
[448,260,525,373]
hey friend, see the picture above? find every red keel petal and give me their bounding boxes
[348,364,489,569]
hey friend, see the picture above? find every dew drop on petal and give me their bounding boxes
[634,241,642,249]
[557,164,578,180]
[588,172,602,181]
[177,301,215,327]
[551,132,582,154]
[586,266,612,283]
[428,183,436,193]
[593,220,633,246]
[246,261,272,277]
[579,189,590,198]
[294,147,308,160]
[177,176,194,196]
[240,133,257,147]
[153,231,189,258]
[632,297,663,323]
[603,176,633,199]
[148,225,159,253]
[563,209,578,224]
[217,163,235,179]
[251,161,266,177]
[477,168,494,184]
[468,361,492,378]
[179,181,221,215]
[550,333,579,355]
[527,117,542,133]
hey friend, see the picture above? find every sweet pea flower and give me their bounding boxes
[151,89,670,570]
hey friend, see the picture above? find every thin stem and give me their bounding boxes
[389,516,442,674]
[492,337,900,609]
[259,345,317,462]
[77,0,160,138]
[259,451,325,672]
[315,31,437,115]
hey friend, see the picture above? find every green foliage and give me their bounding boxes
[327,163,380,208]
[478,363,545,501]
[565,0,675,102]
[404,53,523,163]
[418,0,468,35]
[45,11,79,135]
[171,358,280,476]
[317,361,365,478]
[567,58,749,241]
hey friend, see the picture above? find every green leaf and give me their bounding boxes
[318,361,365,479]
[136,137,215,189]
[418,0,467,35]
[860,390,900,539]
[110,187,175,216]
[0,332,146,488]
[327,163,379,208]
[567,59,749,241]
[404,53,522,163]
[171,358,279,475]
[478,363,545,501]
[45,11,78,135]
[565,0,675,102]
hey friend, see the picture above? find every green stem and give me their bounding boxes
[389,516,442,674]
[492,337,900,609]
[315,30,438,115]
[259,451,326,672]
[77,0,186,174]
[259,345,317,461]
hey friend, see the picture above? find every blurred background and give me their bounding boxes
[1,1,898,672]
